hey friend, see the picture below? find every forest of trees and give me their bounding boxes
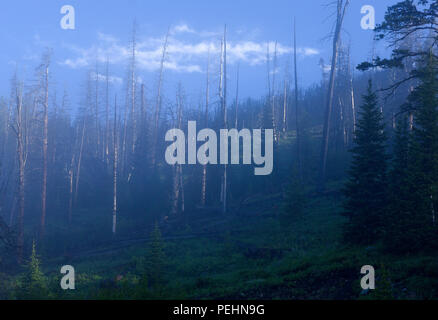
[1,0,438,300]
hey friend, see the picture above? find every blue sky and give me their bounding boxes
[0,0,399,109]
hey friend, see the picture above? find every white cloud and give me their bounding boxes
[60,25,320,74]
[172,24,196,34]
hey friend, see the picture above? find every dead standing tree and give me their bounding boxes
[294,18,303,179]
[105,57,110,166]
[13,81,25,263]
[94,61,100,159]
[130,22,138,155]
[113,95,119,234]
[39,53,50,239]
[319,0,350,190]
[219,25,228,214]
[151,28,170,168]
[171,83,185,215]
[234,64,240,129]
[272,41,278,143]
[201,48,210,207]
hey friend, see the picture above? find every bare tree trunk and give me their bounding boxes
[105,58,110,166]
[40,63,49,239]
[201,49,210,207]
[266,43,271,114]
[121,87,129,176]
[171,87,183,215]
[234,64,239,129]
[113,96,118,234]
[1,101,11,159]
[339,96,347,147]
[171,164,180,215]
[220,25,228,214]
[140,83,145,132]
[282,78,287,133]
[319,0,350,189]
[272,41,278,143]
[152,28,170,168]
[68,154,74,226]
[67,123,77,226]
[95,62,100,158]
[15,85,25,263]
[347,51,356,136]
[74,118,86,204]
[51,91,58,165]
[130,24,137,155]
[294,19,302,179]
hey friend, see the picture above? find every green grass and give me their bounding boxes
[5,188,438,300]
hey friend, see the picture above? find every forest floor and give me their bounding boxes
[34,183,438,300]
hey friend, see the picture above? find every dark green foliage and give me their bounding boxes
[382,54,438,252]
[403,54,438,249]
[384,115,416,252]
[146,223,166,292]
[17,241,49,299]
[343,80,388,245]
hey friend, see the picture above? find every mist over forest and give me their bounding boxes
[1,0,438,301]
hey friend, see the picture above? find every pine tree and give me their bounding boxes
[343,80,388,245]
[384,115,415,252]
[404,54,438,249]
[18,241,48,299]
[147,222,166,292]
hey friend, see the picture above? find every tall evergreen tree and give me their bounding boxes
[384,115,414,252]
[403,54,438,249]
[343,80,388,245]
